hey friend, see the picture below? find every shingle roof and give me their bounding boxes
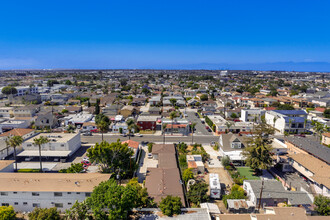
[284,136,330,164]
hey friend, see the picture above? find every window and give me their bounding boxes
[85,193,91,197]
[14,202,18,205]
[54,192,62,197]
[68,202,72,205]
[13,192,17,194]
[32,192,39,196]
[61,144,65,147]
[23,202,28,205]
[33,203,40,208]
[0,192,8,196]
[1,203,9,206]
[54,203,63,208]
[67,192,71,194]
[76,192,80,194]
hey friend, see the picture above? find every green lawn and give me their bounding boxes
[236,167,260,180]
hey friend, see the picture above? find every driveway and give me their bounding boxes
[203,144,222,168]
[186,111,211,136]
[136,146,158,183]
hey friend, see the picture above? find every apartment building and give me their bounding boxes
[265,110,307,134]
[19,133,81,161]
[0,173,110,212]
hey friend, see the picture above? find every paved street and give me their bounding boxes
[81,134,219,144]
[186,111,211,136]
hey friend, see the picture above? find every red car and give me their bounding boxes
[90,129,99,133]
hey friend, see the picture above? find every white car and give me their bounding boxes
[135,133,143,137]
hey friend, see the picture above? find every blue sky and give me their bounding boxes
[1,0,330,71]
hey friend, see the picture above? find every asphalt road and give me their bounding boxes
[81,134,219,144]
[186,111,211,136]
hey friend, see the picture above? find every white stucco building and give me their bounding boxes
[19,133,81,161]
[0,173,110,212]
[265,110,307,134]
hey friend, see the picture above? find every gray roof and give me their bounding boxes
[284,136,330,164]
[219,134,248,152]
[245,180,312,205]
[272,110,307,116]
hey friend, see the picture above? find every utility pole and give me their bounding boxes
[257,179,264,211]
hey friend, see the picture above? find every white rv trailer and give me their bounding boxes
[209,173,221,199]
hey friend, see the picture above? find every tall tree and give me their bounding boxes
[8,136,23,171]
[95,114,110,141]
[242,122,275,175]
[87,140,133,176]
[87,179,137,219]
[169,111,178,135]
[33,136,50,172]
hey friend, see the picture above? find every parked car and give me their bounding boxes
[211,141,216,146]
[141,141,149,145]
[121,133,127,137]
[90,129,98,133]
[135,133,143,137]
[82,131,92,136]
[148,153,153,159]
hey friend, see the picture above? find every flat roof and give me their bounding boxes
[24,133,79,144]
[18,150,72,157]
[0,173,110,192]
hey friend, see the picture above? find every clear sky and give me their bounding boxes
[1,0,330,71]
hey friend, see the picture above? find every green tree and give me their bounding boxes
[87,140,133,176]
[177,142,188,154]
[147,142,154,153]
[242,121,275,174]
[59,163,84,173]
[277,104,295,110]
[8,136,23,171]
[94,98,100,115]
[127,178,155,208]
[200,94,208,101]
[1,86,17,95]
[314,195,330,216]
[230,113,238,118]
[187,181,209,206]
[87,179,137,220]
[324,109,330,119]
[33,136,50,172]
[65,200,90,220]
[95,114,110,141]
[169,98,177,107]
[0,205,16,220]
[182,168,194,184]
[28,207,61,220]
[64,80,72,85]
[159,195,183,216]
[221,155,231,167]
[223,184,246,207]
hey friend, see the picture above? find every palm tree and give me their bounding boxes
[33,136,50,172]
[225,122,233,133]
[97,120,109,141]
[190,122,197,145]
[8,136,23,171]
[162,123,168,145]
[169,111,178,135]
